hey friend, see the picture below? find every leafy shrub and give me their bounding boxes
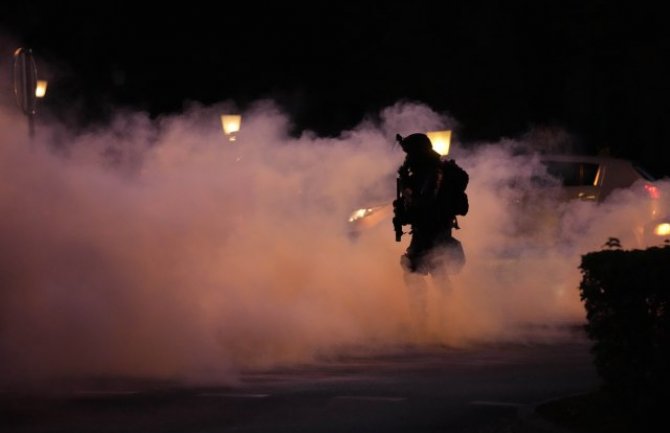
[579,245,669,419]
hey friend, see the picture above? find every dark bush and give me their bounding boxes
[579,245,670,421]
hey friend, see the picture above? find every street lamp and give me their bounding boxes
[13,48,39,139]
[426,130,452,156]
[35,80,48,98]
[221,114,241,141]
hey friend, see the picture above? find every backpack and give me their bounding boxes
[437,159,469,217]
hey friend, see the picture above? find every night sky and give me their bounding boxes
[2,1,669,177]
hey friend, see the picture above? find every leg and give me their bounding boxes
[429,264,452,339]
[425,237,463,339]
[430,235,465,294]
[431,264,453,295]
[400,253,429,336]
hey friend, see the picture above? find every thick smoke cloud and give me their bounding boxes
[1,92,666,388]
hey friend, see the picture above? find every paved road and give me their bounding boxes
[1,328,597,433]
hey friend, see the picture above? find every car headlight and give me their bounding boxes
[653,222,670,237]
[348,207,375,223]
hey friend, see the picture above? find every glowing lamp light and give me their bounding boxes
[35,80,48,98]
[221,114,242,141]
[654,223,670,237]
[426,130,452,156]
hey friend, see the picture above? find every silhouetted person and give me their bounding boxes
[393,133,467,336]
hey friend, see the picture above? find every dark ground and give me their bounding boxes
[536,390,655,433]
[1,334,602,433]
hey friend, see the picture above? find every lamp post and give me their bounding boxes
[221,114,241,141]
[13,48,40,139]
[426,130,452,157]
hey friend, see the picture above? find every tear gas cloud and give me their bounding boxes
[1,93,667,387]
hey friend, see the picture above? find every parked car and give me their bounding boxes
[347,154,669,249]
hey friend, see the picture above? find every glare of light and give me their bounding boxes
[644,183,660,200]
[221,114,242,140]
[593,166,601,186]
[348,208,372,223]
[35,80,47,98]
[426,130,451,156]
[654,223,670,236]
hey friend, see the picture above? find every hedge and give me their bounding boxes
[579,244,670,419]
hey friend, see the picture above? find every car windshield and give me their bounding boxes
[543,161,600,186]
[632,164,658,181]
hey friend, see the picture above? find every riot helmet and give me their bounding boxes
[397,133,434,156]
